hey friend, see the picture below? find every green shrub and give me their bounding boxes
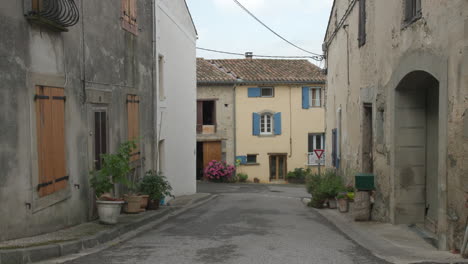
[306,169,345,208]
[286,168,311,183]
[139,170,174,201]
[237,173,248,182]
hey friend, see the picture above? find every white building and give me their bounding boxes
[155,0,198,196]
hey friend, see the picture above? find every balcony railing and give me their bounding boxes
[307,151,325,166]
[25,0,80,31]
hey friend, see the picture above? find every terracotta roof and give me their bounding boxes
[197,58,236,84]
[209,59,325,84]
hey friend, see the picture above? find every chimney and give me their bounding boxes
[245,52,253,59]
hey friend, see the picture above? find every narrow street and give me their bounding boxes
[64,183,389,264]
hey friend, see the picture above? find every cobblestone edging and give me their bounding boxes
[0,194,214,264]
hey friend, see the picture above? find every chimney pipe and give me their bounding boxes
[245,52,253,59]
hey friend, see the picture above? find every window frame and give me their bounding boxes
[246,154,258,164]
[309,87,322,107]
[308,133,325,153]
[403,0,422,27]
[260,113,273,135]
[260,87,274,98]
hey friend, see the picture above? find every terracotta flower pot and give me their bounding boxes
[147,199,160,210]
[123,194,142,214]
[140,195,149,210]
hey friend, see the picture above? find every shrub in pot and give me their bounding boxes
[237,173,248,183]
[90,141,135,224]
[139,170,174,210]
[306,170,344,209]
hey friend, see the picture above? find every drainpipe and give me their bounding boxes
[233,84,237,164]
[151,0,157,170]
[289,86,292,158]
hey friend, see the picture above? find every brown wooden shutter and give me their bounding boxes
[197,101,203,133]
[127,95,140,161]
[35,86,67,197]
[130,0,137,26]
[121,0,138,35]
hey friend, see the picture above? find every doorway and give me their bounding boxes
[270,155,287,181]
[362,104,373,173]
[196,141,222,180]
[394,71,439,235]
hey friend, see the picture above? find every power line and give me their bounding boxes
[232,0,323,58]
[196,47,323,61]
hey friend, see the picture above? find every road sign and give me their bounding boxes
[314,149,324,159]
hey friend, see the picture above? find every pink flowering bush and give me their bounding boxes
[204,160,236,182]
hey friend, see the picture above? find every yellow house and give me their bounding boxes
[210,59,326,183]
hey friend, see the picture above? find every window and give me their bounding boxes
[308,134,325,166]
[247,154,258,164]
[158,55,165,100]
[404,0,421,24]
[260,113,273,135]
[121,0,138,35]
[260,87,274,97]
[93,110,108,170]
[197,100,216,134]
[253,112,282,136]
[35,86,68,197]
[358,0,366,47]
[248,87,274,97]
[127,95,140,161]
[309,87,322,107]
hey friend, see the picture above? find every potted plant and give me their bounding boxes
[337,192,349,213]
[90,141,135,224]
[204,160,236,182]
[237,173,248,183]
[286,168,310,184]
[139,170,174,210]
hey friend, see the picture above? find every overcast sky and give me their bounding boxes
[186,0,334,65]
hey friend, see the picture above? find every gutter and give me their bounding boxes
[198,80,325,86]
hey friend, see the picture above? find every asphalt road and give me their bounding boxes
[65,182,389,264]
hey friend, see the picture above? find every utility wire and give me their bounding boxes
[232,0,323,58]
[197,47,323,61]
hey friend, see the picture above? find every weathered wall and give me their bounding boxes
[236,84,325,183]
[324,0,468,250]
[0,0,156,241]
[197,85,236,164]
[156,0,197,196]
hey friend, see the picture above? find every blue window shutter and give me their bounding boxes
[302,87,310,109]
[248,88,261,97]
[236,156,247,165]
[273,112,282,135]
[252,113,260,135]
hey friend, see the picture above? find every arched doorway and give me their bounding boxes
[394,71,439,235]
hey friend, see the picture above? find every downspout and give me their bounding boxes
[289,86,292,158]
[343,24,350,86]
[151,0,157,170]
[233,84,237,164]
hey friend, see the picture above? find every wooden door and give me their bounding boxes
[269,155,287,181]
[202,141,222,169]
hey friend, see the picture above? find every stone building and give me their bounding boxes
[196,58,236,179]
[0,0,196,241]
[323,0,468,250]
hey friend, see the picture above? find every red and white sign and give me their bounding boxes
[314,149,325,159]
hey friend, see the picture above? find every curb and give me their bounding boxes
[0,194,216,264]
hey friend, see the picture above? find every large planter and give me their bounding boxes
[140,195,149,211]
[96,200,124,225]
[123,195,142,214]
[147,199,160,210]
[338,198,349,213]
[328,199,337,209]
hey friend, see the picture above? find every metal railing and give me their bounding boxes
[29,0,80,28]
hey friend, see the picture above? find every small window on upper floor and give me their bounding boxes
[358,0,366,47]
[309,87,322,107]
[121,0,138,35]
[404,0,421,26]
[248,87,274,98]
[260,87,274,97]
